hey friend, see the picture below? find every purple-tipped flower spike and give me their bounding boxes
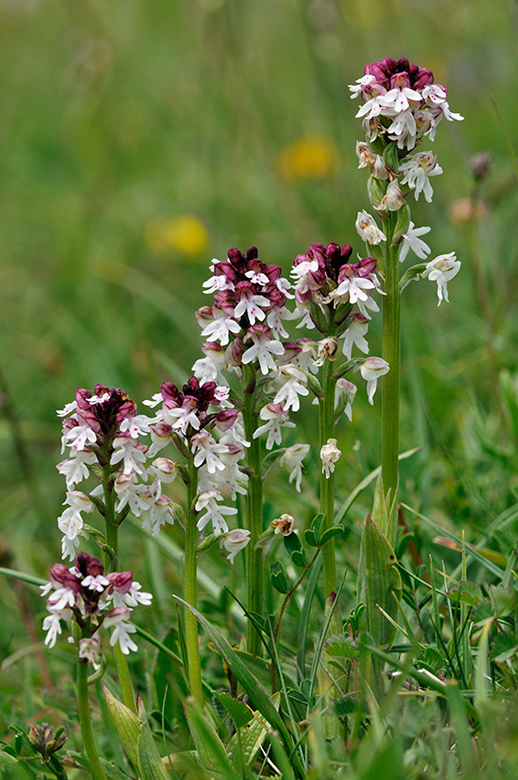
[41,552,152,657]
[349,56,463,152]
[291,241,382,342]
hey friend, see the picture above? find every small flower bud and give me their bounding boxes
[148,457,177,482]
[359,356,390,404]
[380,180,405,211]
[28,723,67,762]
[79,632,102,664]
[356,210,387,245]
[372,156,389,180]
[469,152,491,181]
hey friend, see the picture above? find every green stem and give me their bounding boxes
[242,372,263,656]
[102,463,136,714]
[77,658,108,780]
[381,211,401,548]
[184,456,204,704]
[113,644,137,714]
[319,358,337,600]
[103,463,118,569]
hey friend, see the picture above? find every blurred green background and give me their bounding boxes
[1,0,517,583]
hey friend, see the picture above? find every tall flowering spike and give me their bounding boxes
[352,58,463,569]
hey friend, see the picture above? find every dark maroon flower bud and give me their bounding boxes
[390,71,411,90]
[213,290,238,316]
[161,382,182,406]
[279,341,302,363]
[116,400,138,424]
[62,417,79,433]
[351,256,377,277]
[228,338,243,365]
[412,66,434,89]
[227,247,248,273]
[75,552,103,579]
[364,60,390,85]
[263,264,282,283]
[75,388,92,411]
[182,376,200,397]
[85,557,104,578]
[49,563,82,592]
[214,259,237,283]
[80,411,101,433]
[235,279,255,299]
[225,442,243,457]
[324,243,353,281]
[106,570,133,593]
[214,409,239,431]
[181,376,217,413]
[349,311,370,325]
[151,422,173,438]
[201,341,224,358]
[195,381,217,411]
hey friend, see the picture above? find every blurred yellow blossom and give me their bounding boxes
[146,215,209,258]
[277,135,339,181]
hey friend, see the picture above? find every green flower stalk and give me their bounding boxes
[242,364,265,657]
[291,242,385,607]
[351,56,463,537]
[318,355,339,600]
[351,56,463,652]
[77,654,108,780]
[184,454,204,705]
[380,210,402,547]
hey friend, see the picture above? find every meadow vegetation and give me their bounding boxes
[1,1,518,777]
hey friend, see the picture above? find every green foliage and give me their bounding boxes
[2,0,518,777]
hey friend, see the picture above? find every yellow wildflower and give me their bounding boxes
[277,136,339,181]
[146,215,209,258]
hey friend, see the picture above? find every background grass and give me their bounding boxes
[1,0,518,772]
